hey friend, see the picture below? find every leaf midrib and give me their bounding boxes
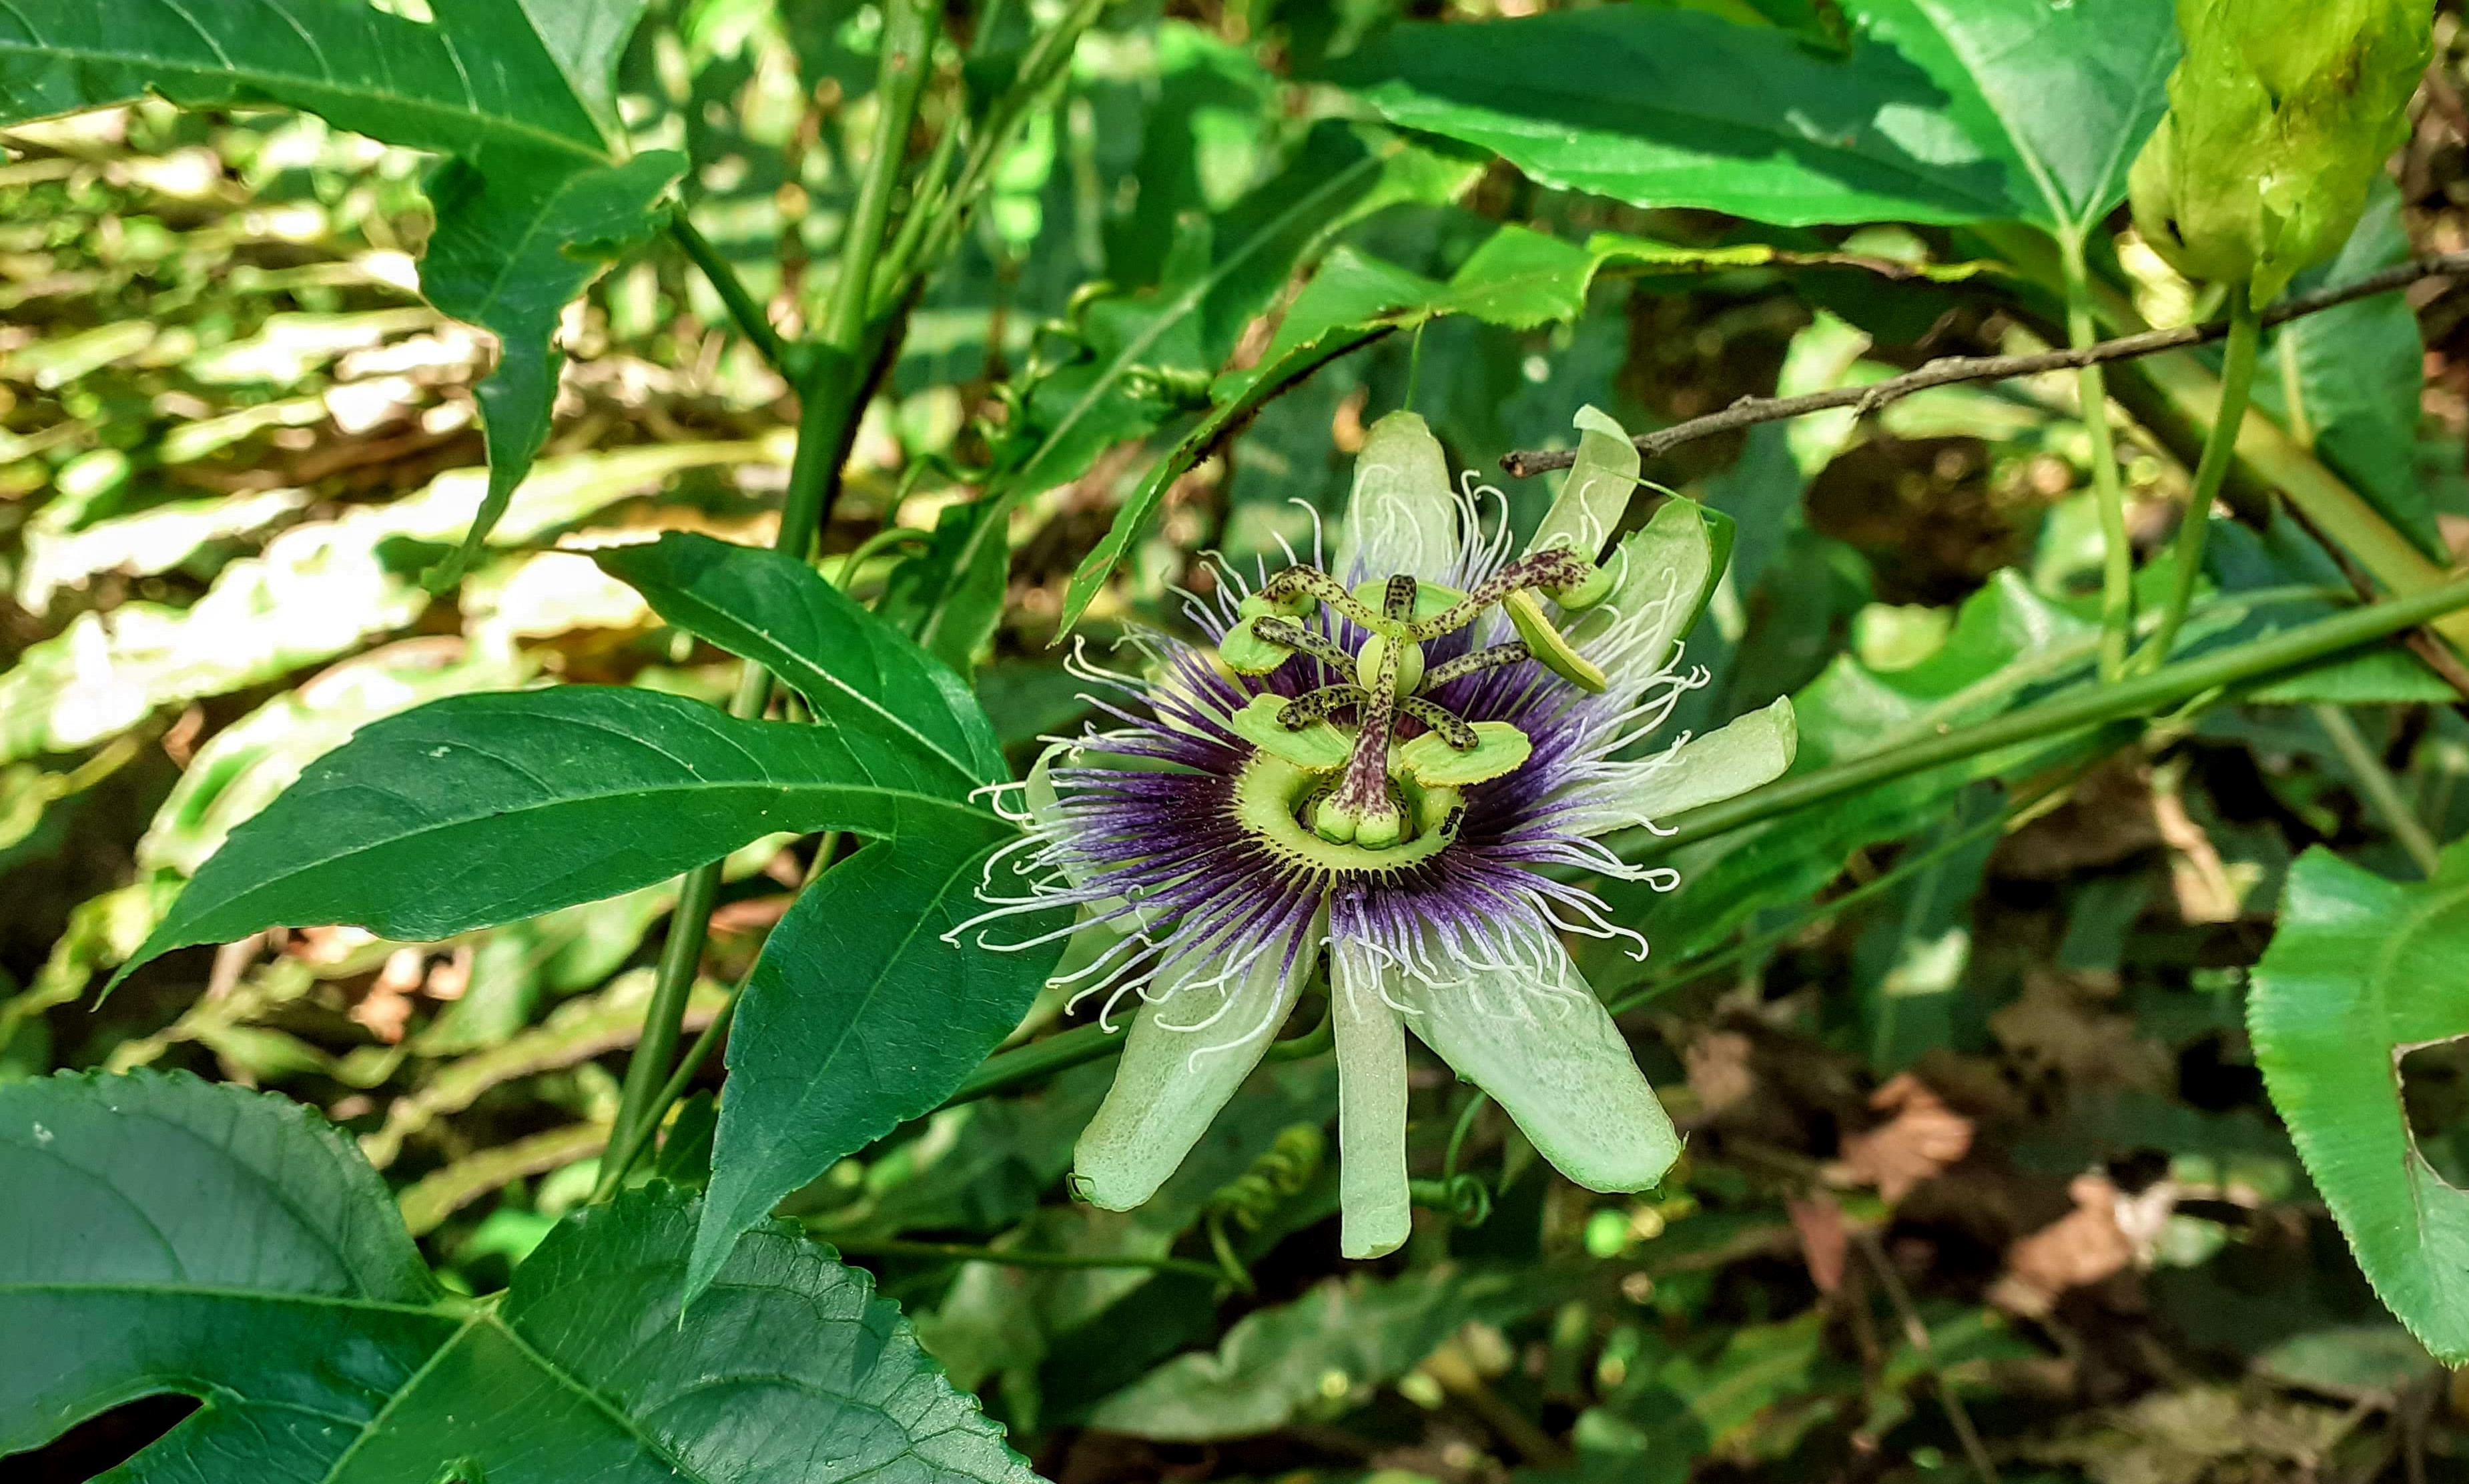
[668,597,992,787]
[0,35,611,170]
[201,779,993,911]
[1364,23,2015,221]
[0,1279,448,1316]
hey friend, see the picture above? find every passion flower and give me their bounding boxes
[956,408,1796,1258]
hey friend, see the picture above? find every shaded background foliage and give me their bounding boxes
[10,0,2469,1480]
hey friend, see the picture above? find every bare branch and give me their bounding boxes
[1498,250,2469,479]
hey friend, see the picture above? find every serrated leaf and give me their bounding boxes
[2249,843,2469,1363]
[114,685,991,989]
[690,825,1069,1303]
[0,1069,1037,1481]
[597,532,1006,785]
[0,0,684,569]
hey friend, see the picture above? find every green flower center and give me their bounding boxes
[1215,553,1609,853]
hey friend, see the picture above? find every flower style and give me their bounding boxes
[955,406,1797,1258]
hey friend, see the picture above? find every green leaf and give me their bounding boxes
[0,0,683,569]
[2249,843,2469,1363]
[1012,121,1472,504]
[1581,1312,1838,1472]
[690,825,1070,1303]
[1333,7,2015,226]
[114,685,990,989]
[1084,1264,1581,1440]
[1332,0,2173,232]
[1853,0,2179,236]
[595,532,1006,785]
[0,1069,1036,1481]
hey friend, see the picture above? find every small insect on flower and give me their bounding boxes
[952,406,1796,1258]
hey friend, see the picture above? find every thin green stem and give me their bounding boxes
[833,524,934,587]
[2140,280,2262,672]
[597,5,940,1205]
[1639,573,2469,861]
[1205,1212,1256,1291]
[594,969,745,1197]
[1443,1091,1488,1181]
[2063,233,2135,683]
[894,0,1106,306]
[827,1235,1229,1282]
[670,217,791,374]
[2312,703,2444,876]
[944,1020,1120,1104]
[1602,757,2106,1017]
[830,0,937,354]
[597,661,767,1201]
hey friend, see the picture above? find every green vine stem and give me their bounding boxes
[2062,232,2135,682]
[2312,703,2443,876]
[669,217,791,374]
[597,0,942,1204]
[825,1235,1229,1283]
[2139,281,2261,672]
[1643,571,2469,861]
[1600,755,2107,1018]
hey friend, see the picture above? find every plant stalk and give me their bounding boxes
[1639,573,2469,861]
[2312,703,2444,876]
[2062,232,2135,682]
[2139,280,2261,671]
[825,1235,1228,1282]
[597,1,941,1204]
[670,217,790,373]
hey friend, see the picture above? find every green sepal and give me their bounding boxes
[1227,693,1354,771]
[1395,721,1532,787]
[1527,404,1638,562]
[1503,589,1607,693]
[1218,615,1297,675]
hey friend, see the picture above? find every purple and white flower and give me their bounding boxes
[954,408,1796,1258]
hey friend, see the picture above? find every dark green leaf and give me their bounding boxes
[595,532,1006,785]
[1334,7,2016,226]
[1852,0,2177,234]
[0,0,681,569]
[0,1070,1036,1481]
[2249,843,2469,1363]
[1333,0,2173,232]
[689,825,1068,1302]
[115,686,990,988]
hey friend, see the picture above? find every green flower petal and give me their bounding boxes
[1074,942,1307,1210]
[1626,697,1796,817]
[1568,494,1722,674]
[1332,942,1413,1260]
[1527,404,1638,563]
[1405,950,1680,1193]
[1337,410,1459,583]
